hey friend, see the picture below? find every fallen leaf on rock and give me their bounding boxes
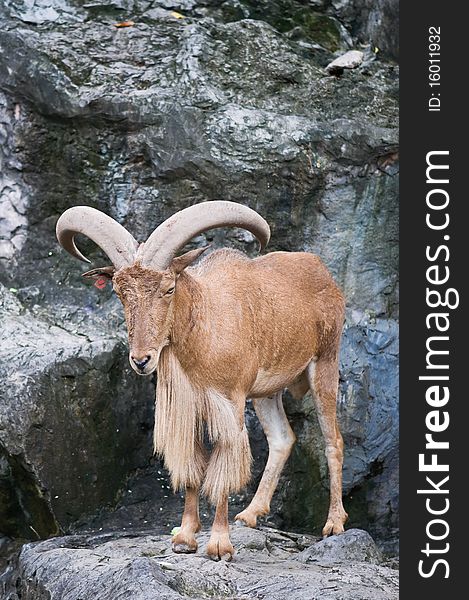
[170,11,185,19]
[113,21,135,28]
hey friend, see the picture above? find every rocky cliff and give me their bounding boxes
[0,0,398,594]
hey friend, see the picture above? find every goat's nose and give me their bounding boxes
[131,355,151,371]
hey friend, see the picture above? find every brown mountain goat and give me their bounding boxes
[56,201,347,561]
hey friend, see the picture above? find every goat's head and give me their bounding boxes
[81,248,208,375]
[56,201,270,376]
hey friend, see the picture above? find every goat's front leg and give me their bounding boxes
[206,494,234,561]
[202,393,251,560]
[172,486,201,553]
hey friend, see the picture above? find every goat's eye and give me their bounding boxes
[165,286,175,295]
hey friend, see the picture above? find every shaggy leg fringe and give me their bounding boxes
[202,425,252,505]
[154,349,251,497]
[154,350,207,490]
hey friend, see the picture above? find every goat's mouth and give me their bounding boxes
[129,356,157,376]
[133,363,157,376]
[129,345,165,376]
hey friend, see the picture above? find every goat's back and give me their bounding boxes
[193,248,342,313]
[183,249,344,392]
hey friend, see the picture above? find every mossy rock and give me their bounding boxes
[219,1,343,51]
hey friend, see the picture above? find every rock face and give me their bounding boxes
[0,284,155,539]
[1,527,398,599]
[330,0,399,59]
[0,0,398,571]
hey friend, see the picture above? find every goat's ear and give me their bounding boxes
[171,246,210,275]
[82,266,115,279]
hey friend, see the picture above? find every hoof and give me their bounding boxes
[206,536,235,561]
[322,511,348,537]
[172,542,198,554]
[234,510,258,529]
[172,532,198,554]
[234,518,247,528]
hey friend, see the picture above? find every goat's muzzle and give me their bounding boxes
[129,352,158,376]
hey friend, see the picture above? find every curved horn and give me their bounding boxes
[140,201,270,270]
[56,206,138,269]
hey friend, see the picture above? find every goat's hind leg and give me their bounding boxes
[172,486,201,553]
[307,358,348,536]
[235,392,296,528]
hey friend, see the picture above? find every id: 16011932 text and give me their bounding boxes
[428,26,441,112]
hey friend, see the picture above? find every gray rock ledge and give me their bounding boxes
[2,526,398,600]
